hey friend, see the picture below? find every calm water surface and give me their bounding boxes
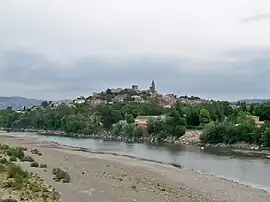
[6,132,270,192]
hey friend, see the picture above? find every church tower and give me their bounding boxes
[150,80,156,93]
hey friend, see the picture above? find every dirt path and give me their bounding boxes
[1,134,270,202]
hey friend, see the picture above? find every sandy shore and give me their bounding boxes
[1,134,270,202]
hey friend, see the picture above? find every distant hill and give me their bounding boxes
[0,96,44,110]
[234,99,270,104]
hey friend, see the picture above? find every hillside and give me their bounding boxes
[0,96,44,110]
[235,99,270,104]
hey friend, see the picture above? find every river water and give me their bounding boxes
[5,132,270,192]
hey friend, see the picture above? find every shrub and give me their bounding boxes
[52,168,71,183]
[0,164,5,173]
[6,163,28,179]
[0,199,18,202]
[131,184,137,190]
[16,146,27,151]
[52,168,60,175]
[31,149,42,156]
[200,122,234,144]
[30,162,39,168]
[262,127,270,147]
[39,164,47,168]
[0,144,10,150]
[9,156,17,162]
[6,148,25,159]
[0,157,8,164]
[21,155,34,162]
[174,125,187,137]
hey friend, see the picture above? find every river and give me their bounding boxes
[4,132,270,192]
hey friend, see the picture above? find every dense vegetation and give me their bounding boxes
[201,102,270,147]
[1,99,270,147]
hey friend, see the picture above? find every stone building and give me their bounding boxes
[149,80,156,93]
[131,85,139,91]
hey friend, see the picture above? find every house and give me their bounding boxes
[249,115,264,127]
[135,115,166,128]
[87,99,106,105]
[162,94,177,106]
[111,88,123,93]
[131,95,145,103]
[131,85,139,92]
[178,98,204,105]
[73,97,85,104]
[112,94,127,103]
[164,94,177,99]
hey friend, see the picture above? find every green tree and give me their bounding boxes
[125,113,135,123]
[200,122,229,144]
[133,126,145,138]
[63,114,85,133]
[147,118,166,135]
[112,122,124,136]
[199,108,212,124]
[262,127,270,147]
[96,105,123,129]
[122,123,135,138]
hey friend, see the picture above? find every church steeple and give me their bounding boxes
[150,80,156,93]
[151,80,155,87]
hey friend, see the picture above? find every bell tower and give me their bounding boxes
[150,80,156,93]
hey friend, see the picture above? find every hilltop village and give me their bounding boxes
[72,80,206,107]
[1,80,270,149]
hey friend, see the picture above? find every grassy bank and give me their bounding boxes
[0,144,60,201]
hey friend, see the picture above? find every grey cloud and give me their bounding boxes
[242,13,270,23]
[0,50,61,84]
[1,48,270,101]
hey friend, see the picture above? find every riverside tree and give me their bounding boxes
[2,99,270,146]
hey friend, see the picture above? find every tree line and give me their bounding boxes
[1,100,270,146]
[201,102,270,147]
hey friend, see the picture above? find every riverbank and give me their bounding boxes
[3,128,202,144]
[4,128,270,159]
[1,133,270,202]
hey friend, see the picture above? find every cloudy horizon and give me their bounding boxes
[1,0,270,101]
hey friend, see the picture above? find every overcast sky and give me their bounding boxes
[0,0,270,101]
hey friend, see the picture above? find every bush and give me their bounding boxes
[39,164,47,168]
[200,120,258,145]
[200,122,233,144]
[30,162,39,168]
[31,149,42,156]
[262,128,270,147]
[0,199,18,202]
[0,157,8,164]
[52,168,71,183]
[133,126,145,138]
[21,155,34,162]
[16,146,27,151]
[0,144,10,150]
[174,125,187,137]
[6,148,25,159]
[6,163,28,179]
[9,156,17,162]
[0,164,5,173]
